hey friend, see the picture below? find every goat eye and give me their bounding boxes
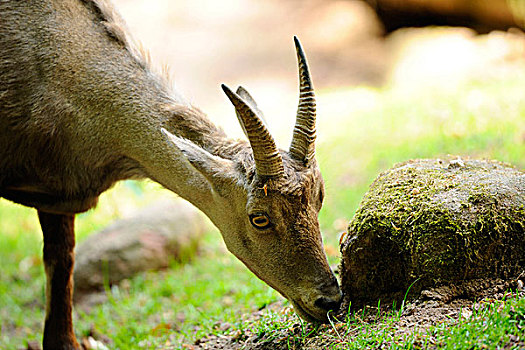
[249,213,271,229]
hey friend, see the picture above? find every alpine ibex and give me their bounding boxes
[0,0,342,348]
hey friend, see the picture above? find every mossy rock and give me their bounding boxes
[340,157,524,309]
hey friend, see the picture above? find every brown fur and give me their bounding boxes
[40,212,78,350]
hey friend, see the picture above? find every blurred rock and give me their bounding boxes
[340,157,524,309]
[25,341,41,350]
[364,0,522,33]
[74,199,207,303]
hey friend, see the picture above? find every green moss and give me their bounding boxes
[340,157,525,308]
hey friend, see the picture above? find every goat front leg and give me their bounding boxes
[38,211,80,350]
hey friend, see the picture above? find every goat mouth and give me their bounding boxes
[290,299,328,324]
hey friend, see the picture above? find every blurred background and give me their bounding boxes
[1,0,524,347]
[111,0,525,139]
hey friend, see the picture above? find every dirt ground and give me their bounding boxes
[192,278,524,349]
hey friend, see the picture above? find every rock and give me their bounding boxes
[74,199,207,302]
[340,157,524,309]
[364,0,520,33]
[26,341,42,350]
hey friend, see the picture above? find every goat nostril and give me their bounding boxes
[314,296,341,313]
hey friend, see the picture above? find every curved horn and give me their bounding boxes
[222,84,284,178]
[289,36,316,166]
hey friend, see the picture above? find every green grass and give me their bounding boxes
[75,238,279,348]
[218,290,524,349]
[0,192,282,348]
[1,73,524,348]
[429,296,525,349]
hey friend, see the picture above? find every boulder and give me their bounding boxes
[74,199,207,301]
[340,157,524,309]
[364,0,521,33]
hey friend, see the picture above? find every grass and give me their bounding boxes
[430,296,525,349]
[0,71,524,349]
[216,289,524,349]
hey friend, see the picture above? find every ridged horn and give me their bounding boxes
[222,84,284,178]
[289,36,316,166]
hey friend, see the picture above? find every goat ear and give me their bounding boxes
[161,128,237,184]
